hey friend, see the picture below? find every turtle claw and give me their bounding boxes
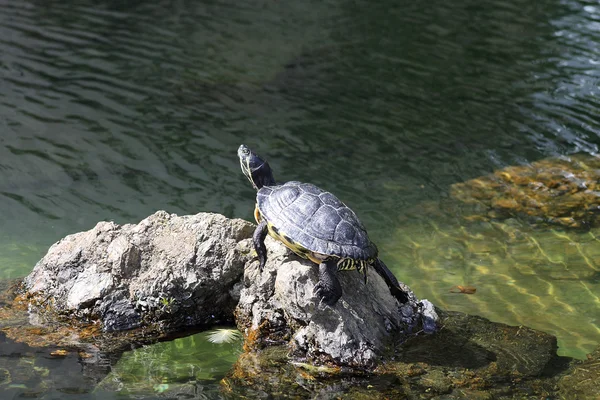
[312,283,323,300]
[313,284,323,306]
[314,260,343,306]
[313,282,337,307]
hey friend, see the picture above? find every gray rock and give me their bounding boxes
[24,211,254,332]
[23,210,436,369]
[236,236,438,368]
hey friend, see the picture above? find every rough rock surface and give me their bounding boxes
[558,344,600,399]
[235,236,438,368]
[24,211,254,332]
[225,310,590,399]
[451,153,600,228]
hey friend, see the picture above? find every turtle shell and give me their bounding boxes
[256,181,378,260]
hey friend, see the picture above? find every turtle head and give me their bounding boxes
[238,144,276,190]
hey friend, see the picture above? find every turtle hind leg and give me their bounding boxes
[313,258,342,306]
[373,258,409,304]
[253,220,268,272]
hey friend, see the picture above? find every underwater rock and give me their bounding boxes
[224,310,594,399]
[235,236,437,369]
[557,344,600,399]
[451,154,600,228]
[0,329,103,398]
[24,211,254,332]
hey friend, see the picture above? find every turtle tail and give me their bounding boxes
[373,258,409,304]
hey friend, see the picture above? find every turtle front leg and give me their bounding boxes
[253,220,268,273]
[313,258,342,306]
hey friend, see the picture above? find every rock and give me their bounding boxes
[224,310,580,399]
[235,236,438,369]
[558,344,600,398]
[2,273,594,400]
[0,329,101,397]
[451,154,600,229]
[393,310,559,377]
[24,211,254,332]
[21,210,436,371]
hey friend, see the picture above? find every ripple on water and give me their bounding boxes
[386,177,600,359]
[1,0,600,364]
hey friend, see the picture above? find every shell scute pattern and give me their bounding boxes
[273,186,301,211]
[319,191,341,207]
[300,182,322,195]
[304,203,340,240]
[334,221,357,245]
[337,207,364,230]
[257,181,377,260]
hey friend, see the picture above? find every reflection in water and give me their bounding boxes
[1,0,600,396]
[96,332,242,397]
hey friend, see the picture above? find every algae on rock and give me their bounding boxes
[451,154,600,229]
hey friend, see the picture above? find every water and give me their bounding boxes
[1,0,600,396]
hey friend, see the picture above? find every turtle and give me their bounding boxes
[238,144,409,306]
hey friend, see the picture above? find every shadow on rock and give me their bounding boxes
[395,310,560,375]
[235,236,438,369]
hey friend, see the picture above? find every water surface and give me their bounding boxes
[1,0,600,397]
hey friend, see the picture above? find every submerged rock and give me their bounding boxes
[24,211,254,332]
[235,236,438,369]
[224,310,591,399]
[558,344,600,399]
[451,154,600,228]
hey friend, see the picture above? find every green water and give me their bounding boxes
[95,331,242,398]
[1,0,600,396]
